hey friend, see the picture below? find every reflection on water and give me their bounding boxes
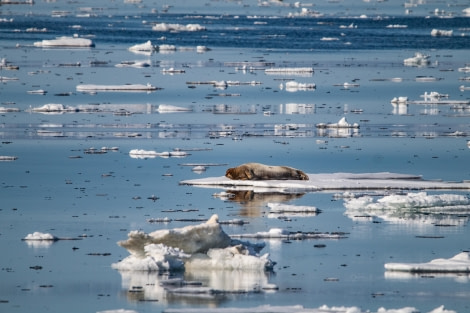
[215,190,305,217]
[117,268,275,305]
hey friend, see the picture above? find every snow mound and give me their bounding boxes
[385,252,470,273]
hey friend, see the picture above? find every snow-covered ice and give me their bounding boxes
[385,252,470,273]
[23,232,57,241]
[76,83,158,92]
[112,215,275,272]
[316,117,359,129]
[181,172,470,192]
[33,36,94,47]
[163,304,456,313]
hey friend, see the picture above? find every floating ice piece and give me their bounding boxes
[385,252,470,273]
[128,40,156,52]
[196,45,210,53]
[181,172,470,192]
[390,96,408,104]
[460,85,470,91]
[117,214,231,256]
[231,228,347,240]
[265,67,314,75]
[157,44,177,52]
[0,107,20,113]
[431,29,453,36]
[115,60,150,68]
[281,81,316,92]
[316,117,359,129]
[344,192,470,211]
[0,76,19,81]
[23,232,58,241]
[185,245,274,271]
[27,89,47,95]
[33,36,94,47]
[113,215,274,272]
[112,243,187,271]
[161,68,185,74]
[97,309,138,313]
[268,203,320,213]
[163,304,456,313]
[403,52,430,66]
[386,24,408,28]
[157,104,192,112]
[30,103,68,112]
[152,23,206,32]
[129,149,167,159]
[0,155,18,161]
[421,91,448,100]
[76,83,158,92]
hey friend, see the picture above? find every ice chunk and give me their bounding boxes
[152,23,206,32]
[403,52,430,66]
[76,83,158,92]
[117,214,231,256]
[111,244,187,271]
[385,252,470,272]
[33,36,94,47]
[23,232,58,241]
[185,245,274,271]
[128,40,156,52]
[316,117,359,129]
[431,29,453,36]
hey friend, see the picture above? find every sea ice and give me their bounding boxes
[431,29,453,36]
[280,81,316,92]
[33,36,94,47]
[152,23,206,32]
[163,304,456,313]
[23,232,57,240]
[315,117,359,129]
[128,40,156,52]
[181,172,470,192]
[403,52,430,66]
[76,83,158,92]
[112,215,274,272]
[385,252,470,273]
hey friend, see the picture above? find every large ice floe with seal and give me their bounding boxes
[112,214,275,272]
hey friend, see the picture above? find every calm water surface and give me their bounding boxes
[1,0,470,312]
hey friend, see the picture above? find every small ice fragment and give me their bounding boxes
[23,232,58,241]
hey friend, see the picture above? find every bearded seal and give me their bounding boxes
[225,163,309,181]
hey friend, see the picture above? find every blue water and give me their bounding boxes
[1,0,470,312]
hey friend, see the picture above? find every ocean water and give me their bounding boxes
[1,0,470,312]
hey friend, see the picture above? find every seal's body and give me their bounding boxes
[225,163,309,181]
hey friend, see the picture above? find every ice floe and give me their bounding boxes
[33,36,94,47]
[181,172,470,192]
[280,81,316,92]
[129,149,188,159]
[128,40,156,53]
[157,104,193,113]
[265,67,314,76]
[76,83,159,92]
[403,52,430,66]
[115,60,150,68]
[315,117,359,129]
[112,215,275,272]
[343,192,470,226]
[152,23,206,32]
[231,228,347,240]
[385,252,470,273]
[163,304,456,313]
[431,29,453,36]
[23,232,58,241]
